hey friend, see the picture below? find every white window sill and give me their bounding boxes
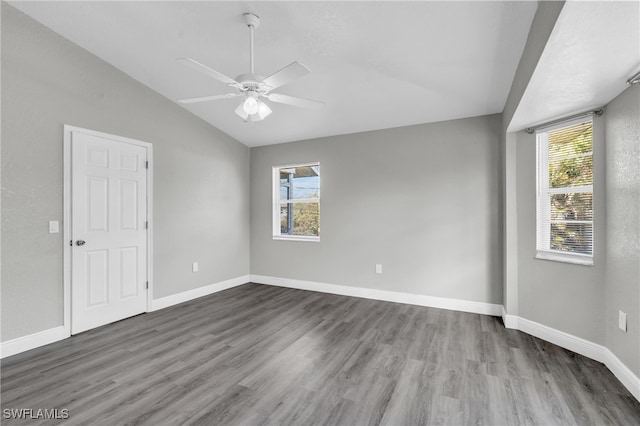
[273,235,320,243]
[535,250,593,266]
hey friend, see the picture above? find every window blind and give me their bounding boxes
[537,119,594,260]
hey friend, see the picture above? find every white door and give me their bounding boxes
[71,130,148,334]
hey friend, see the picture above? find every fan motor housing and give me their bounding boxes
[235,73,266,90]
[176,12,322,114]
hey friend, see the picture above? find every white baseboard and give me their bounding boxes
[257,278,640,403]
[516,316,606,362]
[501,306,519,329]
[604,348,640,401]
[4,276,638,402]
[151,275,250,311]
[250,275,503,317]
[500,311,640,402]
[1,326,69,359]
[1,276,250,359]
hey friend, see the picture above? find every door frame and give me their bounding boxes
[63,125,154,336]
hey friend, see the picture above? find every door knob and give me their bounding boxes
[76,240,86,246]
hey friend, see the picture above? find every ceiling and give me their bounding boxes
[9,1,538,147]
[509,1,640,132]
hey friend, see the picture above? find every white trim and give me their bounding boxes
[3,278,638,402]
[535,250,594,266]
[150,275,250,311]
[604,348,640,401]
[0,327,69,359]
[501,305,519,329]
[63,125,154,335]
[536,114,596,134]
[516,316,605,362]
[546,185,593,195]
[273,235,320,243]
[504,313,640,402]
[272,162,320,240]
[252,277,638,401]
[63,130,72,337]
[250,275,503,316]
[1,276,249,358]
[146,146,155,311]
[536,118,594,261]
[279,198,320,204]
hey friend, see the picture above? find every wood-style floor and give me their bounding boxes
[2,283,639,425]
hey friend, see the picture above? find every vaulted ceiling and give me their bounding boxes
[9,1,639,146]
[9,1,537,146]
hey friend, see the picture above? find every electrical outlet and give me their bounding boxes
[49,221,60,234]
[375,264,382,274]
[192,262,199,273]
[619,311,627,332]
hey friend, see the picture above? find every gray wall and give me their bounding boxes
[251,115,503,304]
[604,84,640,376]
[3,0,638,384]
[501,0,638,376]
[1,4,250,341]
[514,119,606,344]
[501,0,610,347]
[501,1,564,316]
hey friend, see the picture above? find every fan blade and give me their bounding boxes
[262,62,310,90]
[178,93,242,104]
[266,93,325,110]
[177,57,240,87]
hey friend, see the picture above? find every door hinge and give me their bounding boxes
[145,161,149,169]
[146,281,149,290]
[145,221,148,229]
[70,240,73,247]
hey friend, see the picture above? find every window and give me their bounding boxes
[273,163,320,241]
[536,119,593,265]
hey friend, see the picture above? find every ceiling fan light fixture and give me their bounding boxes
[234,98,272,122]
[177,12,323,122]
[243,95,259,114]
[234,101,249,120]
[257,101,272,119]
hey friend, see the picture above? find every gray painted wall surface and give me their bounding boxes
[1,4,250,341]
[604,84,640,376]
[501,1,564,316]
[502,0,639,377]
[514,116,606,345]
[251,115,503,304]
[3,1,638,386]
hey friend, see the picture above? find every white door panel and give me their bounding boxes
[71,131,147,334]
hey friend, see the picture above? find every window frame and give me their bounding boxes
[535,117,594,266]
[272,162,320,242]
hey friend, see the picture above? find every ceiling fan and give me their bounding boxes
[177,13,324,122]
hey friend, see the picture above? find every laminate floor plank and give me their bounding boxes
[2,283,639,425]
